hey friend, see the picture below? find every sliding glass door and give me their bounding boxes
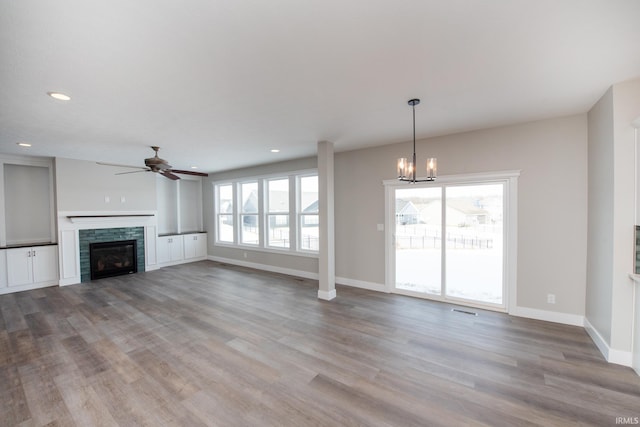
[444,184,503,305]
[390,177,511,310]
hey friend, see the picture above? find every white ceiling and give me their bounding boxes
[1,0,640,173]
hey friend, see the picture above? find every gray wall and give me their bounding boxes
[610,79,640,352]
[335,114,588,315]
[586,78,640,355]
[587,87,615,345]
[586,79,640,360]
[55,157,156,212]
[205,115,589,318]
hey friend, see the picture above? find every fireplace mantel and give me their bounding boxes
[67,214,154,224]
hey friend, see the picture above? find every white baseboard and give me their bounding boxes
[0,281,58,294]
[584,318,633,367]
[58,277,80,287]
[208,256,319,280]
[509,305,584,327]
[318,289,337,301]
[335,276,389,293]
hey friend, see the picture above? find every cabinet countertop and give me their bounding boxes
[0,242,57,250]
[158,232,206,237]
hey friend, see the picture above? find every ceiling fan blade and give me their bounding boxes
[171,169,209,177]
[161,170,180,180]
[97,161,147,170]
[115,170,149,175]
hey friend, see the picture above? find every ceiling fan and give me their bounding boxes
[97,146,208,180]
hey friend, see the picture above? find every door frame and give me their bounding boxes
[384,170,520,312]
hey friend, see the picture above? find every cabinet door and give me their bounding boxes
[170,236,184,261]
[183,234,196,259]
[32,246,58,283]
[6,248,33,286]
[157,236,171,264]
[0,250,7,288]
[194,234,207,258]
[184,233,207,260]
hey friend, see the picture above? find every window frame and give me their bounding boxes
[215,183,235,244]
[265,177,291,249]
[383,170,519,313]
[239,180,260,246]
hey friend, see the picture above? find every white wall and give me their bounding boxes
[335,114,588,316]
[55,157,156,212]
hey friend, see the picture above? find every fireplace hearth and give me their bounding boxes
[90,240,138,280]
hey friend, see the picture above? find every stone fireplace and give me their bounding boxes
[79,227,145,282]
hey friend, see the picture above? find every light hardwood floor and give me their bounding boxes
[1,261,639,426]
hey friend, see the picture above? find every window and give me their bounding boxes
[240,181,259,245]
[299,175,319,251]
[267,178,290,248]
[214,171,318,255]
[217,184,234,243]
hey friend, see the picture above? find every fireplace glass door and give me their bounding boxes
[90,240,137,280]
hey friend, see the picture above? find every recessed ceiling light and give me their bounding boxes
[270,149,280,153]
[47,92,71,101]
[17,142,32,147]
[190,166,198,169]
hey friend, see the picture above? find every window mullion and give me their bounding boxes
[290,175,298,252]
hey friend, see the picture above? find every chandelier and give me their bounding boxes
[397,99,437,182]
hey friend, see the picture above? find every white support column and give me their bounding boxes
[317,141,336,300]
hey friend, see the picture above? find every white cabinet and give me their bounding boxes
[156,233,207,267]
[184,233,207,260]
[6,245,58,287]
[157,235,184,265]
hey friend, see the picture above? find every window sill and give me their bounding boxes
[213,242,319,259]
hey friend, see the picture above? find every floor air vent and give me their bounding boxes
[451,308,478,316]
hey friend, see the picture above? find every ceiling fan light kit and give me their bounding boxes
[98,146,209,180]
[397,98,437,183]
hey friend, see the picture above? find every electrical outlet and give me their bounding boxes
[120,196,126,203]
[243,252,248,259]
[104,195,110,203]
[547,294,556,304]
